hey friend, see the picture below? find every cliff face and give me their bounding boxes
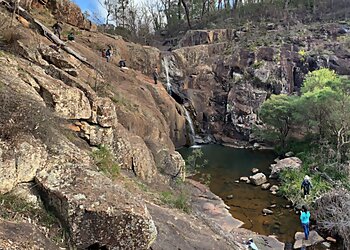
[163,24,350,145]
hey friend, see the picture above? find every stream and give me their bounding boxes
[178,144,301,244]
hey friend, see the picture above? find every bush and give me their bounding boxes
[92,145,120,179]
[160,189,191,213]
[314,190,350,249]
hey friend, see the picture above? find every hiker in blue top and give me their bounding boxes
[300,205,310,240]
[301,175,312,198]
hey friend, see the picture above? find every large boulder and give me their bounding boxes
[270,157,302,178]
[0,135,48,194]
[250,173,267,186]
[35,164,157,249]
[293,231,324,249]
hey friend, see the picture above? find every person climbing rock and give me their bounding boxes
[246,238,258,250]
[301,175,312,198]
[300,205,310,240]
[152,66,159,85]
[119,59,126,68]
[67,30,75,41]
[52,21,62,39]
[105,47,113,62]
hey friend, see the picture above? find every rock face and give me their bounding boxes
[250,173,267,186]
[36,164,157,249]
[270,157,302,178]
[163,24,350,143]
[0,219,59,249]
[0,135,48,194]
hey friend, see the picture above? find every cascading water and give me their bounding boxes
[162,55,172,94]
[184,107,196,145]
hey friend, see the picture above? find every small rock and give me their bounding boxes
[263,208,273,215]
[326,237,336,243]
[240,177,249,182]
[253,143,260,149]
[251,168,259,174]
[261,183,271,190]
[235,180,240,183]
[322,242,331,248]
[250,173,267,186]
[285,151,294,157]
[271,191,277,195]
[246,180,251,184]
[270,204,277,208]
[270,185,279,192]
[226,195,234,200]
[286,204,291,208]
[267,23,276,30]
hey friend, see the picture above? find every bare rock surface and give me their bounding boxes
[0,219,60,250]
[0,135,48,194]
[35,164,157,249]
[293,231,324,249]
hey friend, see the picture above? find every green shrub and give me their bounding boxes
[160,190,191,213]
[92,146,120,179]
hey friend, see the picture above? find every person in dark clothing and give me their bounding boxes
[152,66,159,85]
[301,175,312,198]
[119,59,126,68]
[52,21,62,39]
[67,30,75,41]
[105,47,113,62]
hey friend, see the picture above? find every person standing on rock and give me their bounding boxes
[301,175,312,198]
[105,47,113,62]
[152,66,159,85]
[52,21,62,39]
[246,238,258,250]
[300,205,310,240]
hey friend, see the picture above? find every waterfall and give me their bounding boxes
[162,55,172,94]
[184,107,196,145]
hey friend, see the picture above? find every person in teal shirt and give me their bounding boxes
[300,205,310,240]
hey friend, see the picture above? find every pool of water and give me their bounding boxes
[178,144,300,244]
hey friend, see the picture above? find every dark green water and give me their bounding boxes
[178,144,300,244]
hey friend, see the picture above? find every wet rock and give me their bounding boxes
[253,143,261,149]
[270,185,279,192]
[250,173,267,186]
[36,164,157,249]
[322,242,331,248]
[293,231,324,249]
[263,208,273,215]
[270,157,302,178]
[251,168,259,174]
[240,176,249,182]
[261,183,271,190]
[226,194,234,200]
[270,204,277,208]
[326,236,337,243]
[0,219,59,249]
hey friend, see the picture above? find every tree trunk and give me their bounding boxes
[181,0,192,29]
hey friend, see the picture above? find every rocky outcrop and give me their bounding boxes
[270,157,302,178]
[0,135,47,194]
[293,231,324,249]
[0,219,60,249]
[163,23,350,144]
[25,0,97,31]
[36,164,157,249]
